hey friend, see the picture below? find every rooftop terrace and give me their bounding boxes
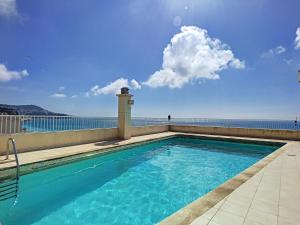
[0,91,299,225]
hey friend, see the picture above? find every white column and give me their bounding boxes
[117,87,134,139]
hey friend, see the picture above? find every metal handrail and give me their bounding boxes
[5,138,20,181]
[0,138,20,202]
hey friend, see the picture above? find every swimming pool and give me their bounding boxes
[0,136,280,225]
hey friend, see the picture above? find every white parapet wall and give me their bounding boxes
[0,125,170,155]
[0,128,119,155]
[131,125,169,137]
[169,125,300,140]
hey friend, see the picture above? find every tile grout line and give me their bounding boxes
[277,155,283,225]
[295,148,300,180]
[241,169,265,225]
[206,197,227,224]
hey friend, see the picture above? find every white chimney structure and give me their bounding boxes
[117,87,134,139]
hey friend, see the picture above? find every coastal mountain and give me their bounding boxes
[0,104,68,116]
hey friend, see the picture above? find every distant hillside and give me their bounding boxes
[0,104,68,116]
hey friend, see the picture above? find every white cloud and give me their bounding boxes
[229,58,246,69]
[0,64,29,82]
[143,26,245,89]
[70,95,78,99]
[88,78,141,96]
[0,0,17,17]
[261,46,286,58]
[130,79,141,89]
[295,27,300,50]
[50,86,67,99]
[59,86,65,91]
[50,93,66,98]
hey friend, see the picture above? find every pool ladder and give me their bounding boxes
[0,138,20,202]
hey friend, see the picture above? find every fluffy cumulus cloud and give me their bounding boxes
[261,46,286,58]
[295,27,300,50]
[130,79,141,90]
[88,78,141,96]
[143,26,245,88]
[0,64,29,82]
[0,0,17,17]
[50,93,66,98]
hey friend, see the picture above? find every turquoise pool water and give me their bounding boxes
[0,137,279,225]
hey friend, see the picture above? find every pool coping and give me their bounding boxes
[0,132,291,225]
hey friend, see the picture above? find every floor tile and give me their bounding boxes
[250,199,278,216]
[209,210,244,225]
[246,209,278,225]
[190,216,210,225]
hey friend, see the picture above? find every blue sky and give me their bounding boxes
[0,0,300,119]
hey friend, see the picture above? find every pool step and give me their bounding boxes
[0,179,18,201]
[0,190,17,201]
[0,177,17,184]
[0,194,17,202]
[0,180,17,189]
[0,138,20,202]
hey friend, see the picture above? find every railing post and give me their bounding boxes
[117,87,134,139]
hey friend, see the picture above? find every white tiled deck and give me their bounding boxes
[191,142,300,225]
